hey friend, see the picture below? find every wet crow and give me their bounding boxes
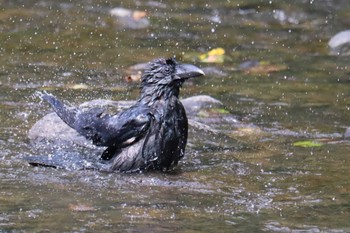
[33,58,204,173]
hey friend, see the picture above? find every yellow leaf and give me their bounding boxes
[199,48,226,63]
[208,47,225,56]
[132,11,147,20]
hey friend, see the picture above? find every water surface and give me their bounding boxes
[1,0,350,232]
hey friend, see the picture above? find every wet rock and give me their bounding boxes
[144,1,167,8]
[110,7,150,29]
[239,60,287,74]
[127,62,149,71]
[344,127,350,139]
[272,9,306,25]
[201,67,227,77]
[239,60,260,70]
[28,112,94,147]
[181,95,223,116]
[328,30,350,55]
[124,62,148,82]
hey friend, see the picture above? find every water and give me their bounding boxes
[1,0,350,232]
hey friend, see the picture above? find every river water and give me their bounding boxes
[1,0,350,232]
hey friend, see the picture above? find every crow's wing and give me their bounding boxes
[75,106,152,147]
[39,92,152,148]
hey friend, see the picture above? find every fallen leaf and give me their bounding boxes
[293,140,323,148]
[199,48,225,63]
[132,11,147,20]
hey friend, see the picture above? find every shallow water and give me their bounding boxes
[1,0,350,232]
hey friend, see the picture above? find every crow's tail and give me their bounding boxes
[36,91,77,128]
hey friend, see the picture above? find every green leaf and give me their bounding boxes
[293,140,323,147]
[212,108,230,114]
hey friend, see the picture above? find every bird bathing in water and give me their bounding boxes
[28,58,205,173]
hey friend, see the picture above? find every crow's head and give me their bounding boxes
[140,58,204,98]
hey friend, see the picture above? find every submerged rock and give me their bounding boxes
[110,7,150,29]
[344,127,350,139]
[328,30,350,55]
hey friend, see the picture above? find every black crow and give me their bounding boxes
[32,58,204,173]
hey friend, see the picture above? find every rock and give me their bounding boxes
[124,62,149,82]
[110,7,150,29]
[328,30,350,55]
[344,127,350,139]
[28,112,94,147]
[239,60,260,70]
[181,95,223,116]
[201,67,228,77]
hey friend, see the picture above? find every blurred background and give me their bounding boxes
[1,0,350,232]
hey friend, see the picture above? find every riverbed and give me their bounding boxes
[1,0,350,232]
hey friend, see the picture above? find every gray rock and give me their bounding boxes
[328,30,350,55]
[344,127,350,139]
[110,7,150,29]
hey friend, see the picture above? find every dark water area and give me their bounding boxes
[1,0,350,232]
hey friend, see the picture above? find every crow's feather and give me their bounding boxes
[30,58,204,172]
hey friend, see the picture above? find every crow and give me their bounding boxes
[30,58,204,173]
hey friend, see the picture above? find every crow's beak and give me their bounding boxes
[175,64,205,80]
